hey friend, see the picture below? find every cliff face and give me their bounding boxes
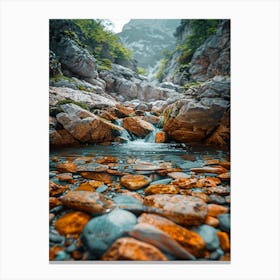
[119,19,180,69]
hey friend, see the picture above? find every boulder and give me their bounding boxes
[81,209,137,258]
[123,116,154,137]
[120,174,151,190]
[144,194,208,226]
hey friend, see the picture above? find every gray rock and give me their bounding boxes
[208,195,226,205]
[54,250,68,261]
[218,213,230,233]
[81,208,137,258]
[150,178,173,185]
[96,185,108,193]
[193,224,220,251]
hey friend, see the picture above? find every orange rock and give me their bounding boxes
[49,197,62,209]
[143,114,160,125]
[167,172,190,179]
[120,174,151,190]
[196,177,221,188]
[219,161,230,170]
[75,156,94,163]
[157,168,182,176]
[218,172,231,180]
[171,178,197,188]
[155,131,166,143]
[116,190,144,202]
[106,169,129,176]
[207,204,228,217]
[205,215,219,227]
[123,116,154,137]
[190,166,228,174]
[72,250,83,260]
[49,213,55,223]
[55,211,91,235]
[191,192,209,202]
[56,173,73,182]
[56,162,77,173]
[80,172,112,183]
[49,246,64,260]
[138,213,206,257]
[49,181,69,197]
[61,191,115,214]
[144,184,179,195]
[74,180,104,191]
[204,159,220,165]
[115,103,135,116]
[96,156,118,164]
[220,252,231,261]
[101,237,167,261]
[217,231,230,252]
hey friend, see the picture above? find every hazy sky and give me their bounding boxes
[109,19,130,33]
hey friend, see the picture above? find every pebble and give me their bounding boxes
[76,163,108,172]
[205,186,230,196]
[144,184,179,195]
[217,172,231,180]
[205,216,219,227]
[208,194,226,205]
[218,214,230,233]
[49,232,65,244]
[217,231,230,252]
[75,180,104,192]
[120,174,151,190]
[144,194,208,226]
[129,223,196,260]
[101,237,168,261]
[96,156,117,164]
[81,209,137,258]
[157,168,182,176]
[150,178,172,185]
[80,172,113,183]
[167,172,191,179]
[171,178,197,189]
[55,250,68,261]
[96,185,108,193]
[49,197,62,209]
[193,225,220,251]
[209,248,224,260]
[49,181,69,197]
[61,191,115,214]
[138,213,206,257]
[56,162,77,173]
[207,204,228,217]
[56,173,73,182]
[113,195,144,213]
[55,211,91,235]
[190,166,228,174]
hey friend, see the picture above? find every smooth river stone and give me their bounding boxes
[216,231,230,252]
[55,211,91,235]
[96,156,118,164]
[82,209,137,258]
[167,172,191,179]
[190,166,228,174]
[113,195,145,213]
[49,181,69,197]
[132,163,162,171]
[143,195,208,226]
[120,174,151,190]
[102,237,167,261]
[76,163,108,172]
[129,223,195,260]
[150,178,173,185]
[205,186,230,196]
[56,173,73,182]
[74,180,104,192]
[217,172,231,180]
[218,214,230,233]
[60,191,115,214]
[80,172,113,183]
[144,184,179,195]
[193,224,220,251]
[56,162,77,173]
[138,213,206,257]
[207,204,228,217]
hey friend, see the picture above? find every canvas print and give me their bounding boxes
[49,19,230,262]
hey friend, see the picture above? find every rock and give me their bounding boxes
[123,116,154,137]
[205,216,219,227]
[56,173,73,182]
[144,194,208,226]
[49,197,62,209]
[193,225,220,251]
[96,185,108,193]
[80,172,113,183]
[76,163,109,172]
[55,211,91,235]
[207,204,228,217]
[81,209,137,258]
[171,178,197,188]
[220,252,231,261]
[55,251,68,261]
[60,191,115,214]
[129,223,196,260]
[217,231,230,252]
[190,166,228,174]
[150,178,173,185]
[157,168,182,176]
[205,185,230,196]
[144,184,179,195]
[208,195,226,205]
[74,180,104,191]
[96,156,118,164]
[120,174,151,190]
[196,177,221,187]
[102,237,167,261]
[56,103,123,143]
[56,162,77,173]
[143,114,160,126]
[155,131,166,143]
[113,195,145,213]
[217,172,231,180]
[49,213,55,223]
[189,20,230,81]
[49,50,62,77]
[219,161,230,170]
[49,128,79,147]
[191,192,209,202]
[49,246,64,261]
[138,213,206,257]
[167,172,191,179]
[132,163,162,171]
[49,181,69,197]
[218,214,230,233]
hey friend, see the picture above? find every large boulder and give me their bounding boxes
[55,103,124,143]
[189,20,230,82]
[163,76,230,146]
[123,116,154,137]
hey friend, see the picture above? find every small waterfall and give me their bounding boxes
[114,119,132,143]
[144,127,161,143]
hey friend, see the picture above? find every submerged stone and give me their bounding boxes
[120,174,151,190]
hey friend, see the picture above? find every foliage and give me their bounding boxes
[177,20,219,65]
[97,58,112,71]
[72,19,132,63]
[55,99,90,111]
[136,67,148,76]
[155,58,168,82]
[181,81,203,90]
[63,30,87,49]
[49,74,73,83]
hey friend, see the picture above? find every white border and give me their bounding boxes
[0,0,279,279]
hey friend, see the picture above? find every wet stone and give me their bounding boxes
[217,172,231,180]
[144,184,179,195]
[208,195,226,205]
[217,231,230,252]
[205,186,230,196]
[113,195,145,214]
[132,163,162,171]
[96,185,108,193]
[157,168,182,176]
[55,211,91,235]
[49,181,69,197]
[207,204,228,217]
[120,174,151,190]
[49,246,64,261]
[75,180,104,192]
[209,248,224,260]
[61,191,115,214]
[80,172,113,183]
[191,192,209,203]
[144,194,208,226]
[190,166,228,174]
[56,162,77,173]
[205,216,219,227]
[167,172,191,179]
[171,178,197,189]
[129,223,196,260]
[138,213,206,257]
[82,209,137,258]
[56,173,73,182]
[96,156,118,164]
[49,197,62,209]
[101,237,168,261]
[76,163,109,172]
[218,214,230,233]
[193,225,220,251]
[150,178,173,185]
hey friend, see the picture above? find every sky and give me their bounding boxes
[109,19,130,33]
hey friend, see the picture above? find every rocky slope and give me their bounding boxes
[119,19,180,70]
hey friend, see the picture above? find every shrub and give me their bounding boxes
[55,99,90,111]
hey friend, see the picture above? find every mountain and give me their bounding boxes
[118,19,180,70]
